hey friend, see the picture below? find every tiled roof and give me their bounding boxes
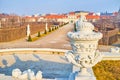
[69,12,75,15]
[75,11,89,13]
[86,15,100,19]
[44,14,67,19]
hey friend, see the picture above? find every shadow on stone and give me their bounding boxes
[2,59,8,67]
[0,54,72,79]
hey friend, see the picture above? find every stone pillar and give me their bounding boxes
[65,16,103,80]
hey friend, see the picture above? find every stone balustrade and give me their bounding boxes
[0,48,120,60]
[0,48,68,55]
[0,48,120,80]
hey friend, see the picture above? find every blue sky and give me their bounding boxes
[0,0,120,15]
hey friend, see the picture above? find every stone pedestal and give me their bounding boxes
[69,66,96,80]
[75,68,96,80]
[75,76,96,80]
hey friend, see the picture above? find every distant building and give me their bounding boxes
[100,12,113,19]
[112,8,120,29]
[23,16,37,23]
[86,13,100,22]
[116,8,120,21]
[44,14,67,22]
[0,13,22,28]
[67,12,78,23]
[75,11,89,16]
[37,16,45,22]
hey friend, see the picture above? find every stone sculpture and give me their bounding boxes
[12,68,42,80]
[65,16,103,80]
[45,22,48,32]
[12,68,22,78]
[36,71,43,80]
[27,24,31,37]
[18,72,28,80]
[110,47,120,53]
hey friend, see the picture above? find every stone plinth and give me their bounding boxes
[75,76,96,80]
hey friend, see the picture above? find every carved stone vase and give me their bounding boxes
[65,16,103,80]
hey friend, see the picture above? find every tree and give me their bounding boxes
[28,35,32,41]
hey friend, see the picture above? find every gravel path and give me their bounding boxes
[0,23,73,49]
[0,23,117,51]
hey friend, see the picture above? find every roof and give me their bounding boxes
[69,12,75,15]
[44,14,67,19]
[75,11,89,13]
[86,15,100,19]
[88,13,94,15]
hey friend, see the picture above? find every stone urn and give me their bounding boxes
[65,16,103,79]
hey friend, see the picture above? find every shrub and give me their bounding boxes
[49,28,52,32]
[27,35,32,41]
[44,29,47,34]
[55,26,57,30]
[37,31,41,37]
[57,26,59,29]
[74,23,77,32]
[52,27,55,31]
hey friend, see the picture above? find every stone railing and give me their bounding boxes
[102,52,120,60]
[0,48,120,60]
[0,48,68,55]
